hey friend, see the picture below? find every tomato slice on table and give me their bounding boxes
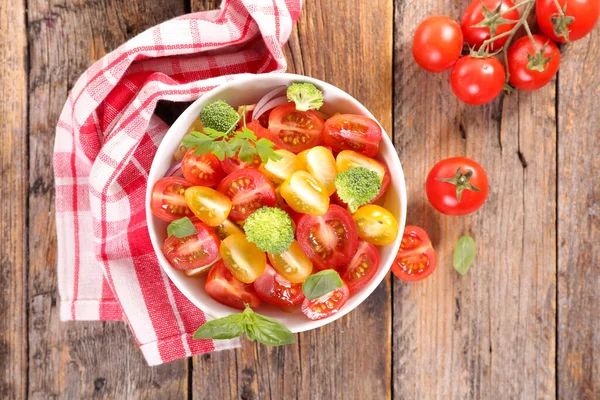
[253,265,305,307]
[268,103,324,153]
[205,261,261,310]
[151,177,194,222]
[391,226,437,282]
[301,283,350,321]
[322,114,382,157]
[216,168,277,221]
[296,204,358,270]
[339,240,380,293]
[162,221,220,270]
[181,149,225,188]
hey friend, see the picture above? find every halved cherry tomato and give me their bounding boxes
[205,261,261,309]
[280,170,330,216]
[162,221,220,270]
[267,241,313,283]
[301,283,350,320]
[184,186,232,226]
[220,153,261,175]
[219,233,266,284]
[297,146,337,196]
[268,103,324,153]
[217,169,277,221]
[253,265,305,307]
[181,149,225,188]
[260,149,302,184]
[336,150,386,181]
[151,177,194,222]
[213,219,244,241]
[247,120,272,140]
[322,114,382,157]
[339,240,380,293]
[296,205,359,270]
[183,259,218,277]
[352,205,399,246]
[391,226,437,282]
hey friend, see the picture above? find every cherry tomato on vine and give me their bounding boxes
[391,226,437,282]
[425,157,489,216]
[205,261,261,310]
[450,56,505,105]
[412,16,464,73]
[507,34,560,91]
[461,0,520,51]
[536,0,599,43]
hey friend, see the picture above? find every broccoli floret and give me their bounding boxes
[334,167,382,213]
[286,83,324,112]
[199,100,240,134]
[244,207,295,254]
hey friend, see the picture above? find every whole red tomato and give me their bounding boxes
[536,0,599,43]
[508,34,561,91]
[461,0,520,51]
[426,157,489,216]
[450,56,506,105]
[412,16,464,73]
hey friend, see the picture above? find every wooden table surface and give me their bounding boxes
[1,0,598,398]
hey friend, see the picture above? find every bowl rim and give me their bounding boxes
[145,72,407,333]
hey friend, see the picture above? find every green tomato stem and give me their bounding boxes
[523,21,540,51]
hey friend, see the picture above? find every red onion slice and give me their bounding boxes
[252,96,289,121]
[252,85,286,120]
[165,160,182,177]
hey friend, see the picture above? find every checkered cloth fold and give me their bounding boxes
[54,0,301,366]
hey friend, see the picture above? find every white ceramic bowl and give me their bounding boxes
[146,73,407,333]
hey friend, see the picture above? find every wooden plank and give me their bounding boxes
[392,1,556,398]
[26,1,189,398]
[0,0,28,399]
[557,29,600,399]
[191,0,394,398]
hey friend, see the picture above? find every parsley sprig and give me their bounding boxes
[181,106,282,164]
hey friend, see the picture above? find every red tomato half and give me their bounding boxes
[450,56,505,105]
[205,261,261,310]
[162,221,220,270]
[322,114,382,157]
[296,205,359,270]
[253,265,305,307]
[425,156,489,216]
[391,226,437,282]
[412,16,464,73]
[246,120,272,141]
[461,0,519,51]
[181,149,225,188]
[216,168,277,221]
[220,153,261,175]
[536,0,599,43]
[150,177,194,222]
[339,241,380,293]
[268,103,324,153]
[301,283,350,320]
[507,34,560,91]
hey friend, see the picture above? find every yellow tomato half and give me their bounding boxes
[220,233,266,283]
[280,170,329,216]
[336,150,385,182]
[297,146,337,195]
[260,149,302,184]
[184,186,232,226]
[352,205,399,246]
[214,219,244,241]
[268,241,313,283]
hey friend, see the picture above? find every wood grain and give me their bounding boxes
[26,1,188,398]
[393,1,556,398]
[0,0,28,398]
[190,0,394,399]
[557,30,600,399]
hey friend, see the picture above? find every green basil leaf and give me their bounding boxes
[245,311,296,346]
[167,217,197,238]
[453,236,477,275]
[193,313,246,340]
[302,270,343,300]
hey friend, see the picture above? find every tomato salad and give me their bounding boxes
[151,82,399,321]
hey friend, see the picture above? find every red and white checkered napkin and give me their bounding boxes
[53,0,301,366]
